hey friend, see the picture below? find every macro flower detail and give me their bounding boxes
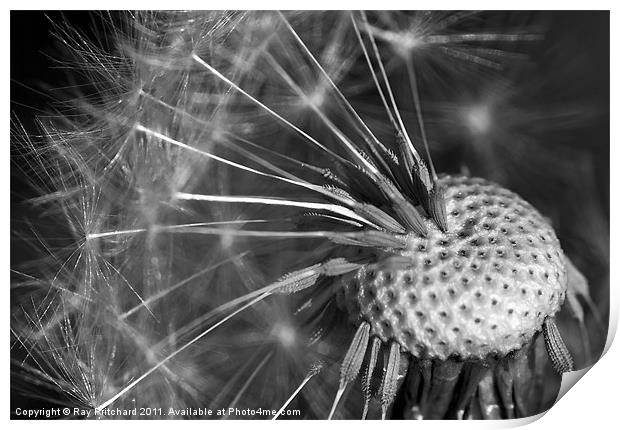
[10,10,607,422]
[341,175,568,361]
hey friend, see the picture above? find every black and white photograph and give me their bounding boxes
[10,7,611,422]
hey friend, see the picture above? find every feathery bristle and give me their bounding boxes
[11,10,606,421]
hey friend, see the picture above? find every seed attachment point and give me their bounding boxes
[380,341,401,419]
[328,321,371,419]
[543,317,574,373]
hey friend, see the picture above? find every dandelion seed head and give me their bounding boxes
[11,10,604,420]
[342,176,567,360]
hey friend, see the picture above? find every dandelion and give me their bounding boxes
[11,10,607,420]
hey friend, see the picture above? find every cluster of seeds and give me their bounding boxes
[342,175,567,360]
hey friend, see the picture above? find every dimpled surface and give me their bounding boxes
[342,176,567,360]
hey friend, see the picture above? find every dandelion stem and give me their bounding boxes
[135,125,379,228]
[95,291,271,411]
[327,385,346,420]
[358,11,424,172]
[135,124,332,196]
[404,58,437,181]
[277,12,393,171]
[120,252,249,319]
[191,53,349,165]
[174,192,376,228]
[350,14,398,130]
[102,258,155,319]
[224,351,273,418]
[263,53,379,176]
[87,222,278,241]
[272,367,319,420]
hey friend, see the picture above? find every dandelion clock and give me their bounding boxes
[11,10,609,421]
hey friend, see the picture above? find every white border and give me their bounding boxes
[4,4,616,429]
